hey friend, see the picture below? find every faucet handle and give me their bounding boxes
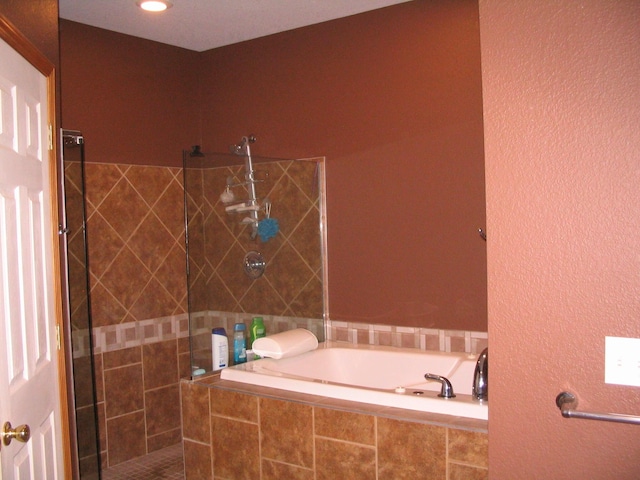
[424,373,456,398]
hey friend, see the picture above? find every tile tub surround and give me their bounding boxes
[77,313,485,469]
[181,376,487,480]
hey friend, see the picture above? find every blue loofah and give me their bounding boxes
[257,218,279,242]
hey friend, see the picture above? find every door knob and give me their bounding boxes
[2,422,31,446]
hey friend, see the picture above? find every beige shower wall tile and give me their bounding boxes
[145,384,181,437]
[184,439,212,480]
[98,177,149,242]
[194,159,323,318]
[103,345,141,369]
[315,437,376,480]
[289,276,323,319]
[210,389,258,423]
[259,397,313,468]
[314,407,375,445]
[448,429,488,468]
[129,277,181,321]
[211,416,260,479]
[288,206,321,272]
[240,275,288,316]
[157,177,185,240]
[262,459,314,480]
[124,165,175,209]
[377,417,446,479]
[86,162,187,331]
[99,247,149,311]
[181,381,211,444]
[143,339,178,389]
[449,463,489,480]
[104,364,144,418]
[84,163,125,208]
[88,281,129,328]
[106,411,146,466]
[127,213,175,274]
[266,242,314,305]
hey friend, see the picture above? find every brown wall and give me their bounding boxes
[61,1,487,333]
[59,20,201,167]
[480,1,640,478]
[0,0,59,66]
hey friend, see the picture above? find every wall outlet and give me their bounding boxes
[605,336,640,387]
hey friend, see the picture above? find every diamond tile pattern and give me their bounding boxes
[185,157,324,319]
[84,164,187,328]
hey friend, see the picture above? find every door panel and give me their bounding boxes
[0,35,64,479]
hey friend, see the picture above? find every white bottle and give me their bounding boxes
[211,328,228,371]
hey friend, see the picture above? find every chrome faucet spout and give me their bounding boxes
[424,373,456,398]
[472,348,488,401]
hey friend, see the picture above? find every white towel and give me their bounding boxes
[251,328,318,359]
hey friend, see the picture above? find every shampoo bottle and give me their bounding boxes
[249,317,266,359]
[211,328,228,371]
[233,323,247,364]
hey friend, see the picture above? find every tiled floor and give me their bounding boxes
[102,443,185,479]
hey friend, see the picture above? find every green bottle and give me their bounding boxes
[249,317,266,358]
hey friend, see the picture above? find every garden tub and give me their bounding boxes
[220,342,487,420]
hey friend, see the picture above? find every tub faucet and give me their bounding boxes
[472,348,488,401]
[424,373,456,398]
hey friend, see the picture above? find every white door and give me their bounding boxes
[0,36,66,479]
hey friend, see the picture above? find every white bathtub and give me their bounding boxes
[220,343,488,420]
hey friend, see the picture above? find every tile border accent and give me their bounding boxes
[72,313,189,358]
[325,318,487,355]
[73,314,487,358]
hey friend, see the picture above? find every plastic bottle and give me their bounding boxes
[211,328,228,371]
[233,323,247,364]
[249,317,266,359]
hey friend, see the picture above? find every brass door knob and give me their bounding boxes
[2,422,31,446]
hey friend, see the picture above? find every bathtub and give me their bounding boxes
[220,343,488,420]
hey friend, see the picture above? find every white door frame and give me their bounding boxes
[0,14,72,479]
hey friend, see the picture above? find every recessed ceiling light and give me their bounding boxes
[137,1,173,12]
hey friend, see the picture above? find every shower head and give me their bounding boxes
[230,135,257,156]
[190,145,205,157]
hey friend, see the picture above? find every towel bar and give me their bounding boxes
[556,391,640,426]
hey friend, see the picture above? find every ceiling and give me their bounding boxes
[58,0,412,52]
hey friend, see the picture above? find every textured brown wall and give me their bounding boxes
[0,0,59,66]
[59,20,201,167]
[481,1,640,477]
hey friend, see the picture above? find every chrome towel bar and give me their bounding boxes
[556,391,640,426]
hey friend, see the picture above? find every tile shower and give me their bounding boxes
[80,163,188,468]
[79,159,487,473]
[183,153,326,371]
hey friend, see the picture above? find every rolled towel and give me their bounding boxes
[251,328,318,359]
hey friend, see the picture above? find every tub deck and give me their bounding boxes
[219,342,488,420]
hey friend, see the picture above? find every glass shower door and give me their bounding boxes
[62,129,102,479]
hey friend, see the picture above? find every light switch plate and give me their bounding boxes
[605,336,640,387]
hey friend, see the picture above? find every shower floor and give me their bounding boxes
[102,443,184,480]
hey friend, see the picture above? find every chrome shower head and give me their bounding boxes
[190,145,205,157]
[230,135,257,155]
